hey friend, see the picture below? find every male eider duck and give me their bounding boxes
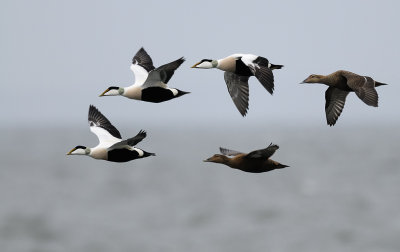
[301,70,387,126]
[100,47,189,103]
[67,105,155,162]
[204,143,289,173]
[192,54,283,116]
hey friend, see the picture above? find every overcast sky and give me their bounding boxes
[1,0,399,129]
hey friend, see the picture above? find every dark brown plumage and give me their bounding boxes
[301,70,387,126]
[204,143,289,173]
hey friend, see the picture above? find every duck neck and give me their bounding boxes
[221,156,237,169]
[318,75,336,86]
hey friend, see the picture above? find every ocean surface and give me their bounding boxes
[1,125,399,252]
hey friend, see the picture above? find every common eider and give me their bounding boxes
[100,47,189,103]
[204,143,289,173]
[192,54,283,116]
[301,70,387,126]
[67,105,155,162]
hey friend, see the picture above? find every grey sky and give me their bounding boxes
[1,0,399,129]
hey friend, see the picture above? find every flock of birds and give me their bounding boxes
[67,47,387,173]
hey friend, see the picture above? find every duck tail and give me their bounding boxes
[270,64,284,70]
[375,81,388,87]
[143,151,156,157]
[276,163,289,169]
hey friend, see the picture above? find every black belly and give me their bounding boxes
[108,149,141,163]
[235,58,254,76]
[141,87,175,103]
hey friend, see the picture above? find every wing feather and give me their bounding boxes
[109,130,147,150]
[325,87,349,126]
[219,147,243,156]
[130,48,155,85]
[88,105,121,145]
[246,143,279,159]
[224,72,250,116]
[341,72,378,107]
[142,57,185,88]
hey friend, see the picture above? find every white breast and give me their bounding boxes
[123,85,143,100]
[89,146,108,160]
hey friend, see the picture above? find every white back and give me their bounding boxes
[237,54,258,67]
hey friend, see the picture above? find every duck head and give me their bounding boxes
[67,145,90,156]
[99,86,124,97]
[191,59,218,69]
[203,154,229,164]
[301,74,324,84]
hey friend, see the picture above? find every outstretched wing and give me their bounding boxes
[224,71,250,116]
[130,47,155,85]
[325,87,349,126]
[246,56,275,95]
[341,71,378,107]
[246,143,279,159]
[88,105,121,145]
[108,130,147,150]
[142,57,185,88]
[219,147,243,156]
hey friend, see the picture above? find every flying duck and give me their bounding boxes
[301,70,387,126]
[204,143,289,173]
[100,47,189,103]
[67,105,155,162]
[192,54,283,116]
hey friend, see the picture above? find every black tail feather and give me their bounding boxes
[276,163,289,169]
[375,81,388,87]
[270,64,284,70]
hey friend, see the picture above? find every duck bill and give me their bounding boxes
[66,147,77,155]
[191,62,201,68]
[99,88,110,97]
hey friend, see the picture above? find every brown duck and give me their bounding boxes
[302,70,387,126]
[204,143,289,173]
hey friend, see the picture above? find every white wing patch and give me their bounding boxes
[130,64,149,86]
[90,126,121,147]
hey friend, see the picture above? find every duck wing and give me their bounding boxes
[109,130,147,150]
[341,72,378,107]
[242,56,275,95]
[142,57,185,88]
[325,87,349,126]
[88,105,121,146]
[219,147,243,156]
[246,143,279,159]
[249,56,274,94]
[130,48,155,85]
[224,72,250,116]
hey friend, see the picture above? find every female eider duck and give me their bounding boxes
[204,143,289,173]
[67,105,155,162]
[100,47,189,103]
[192,54,283,116]
[301,70,387,126]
